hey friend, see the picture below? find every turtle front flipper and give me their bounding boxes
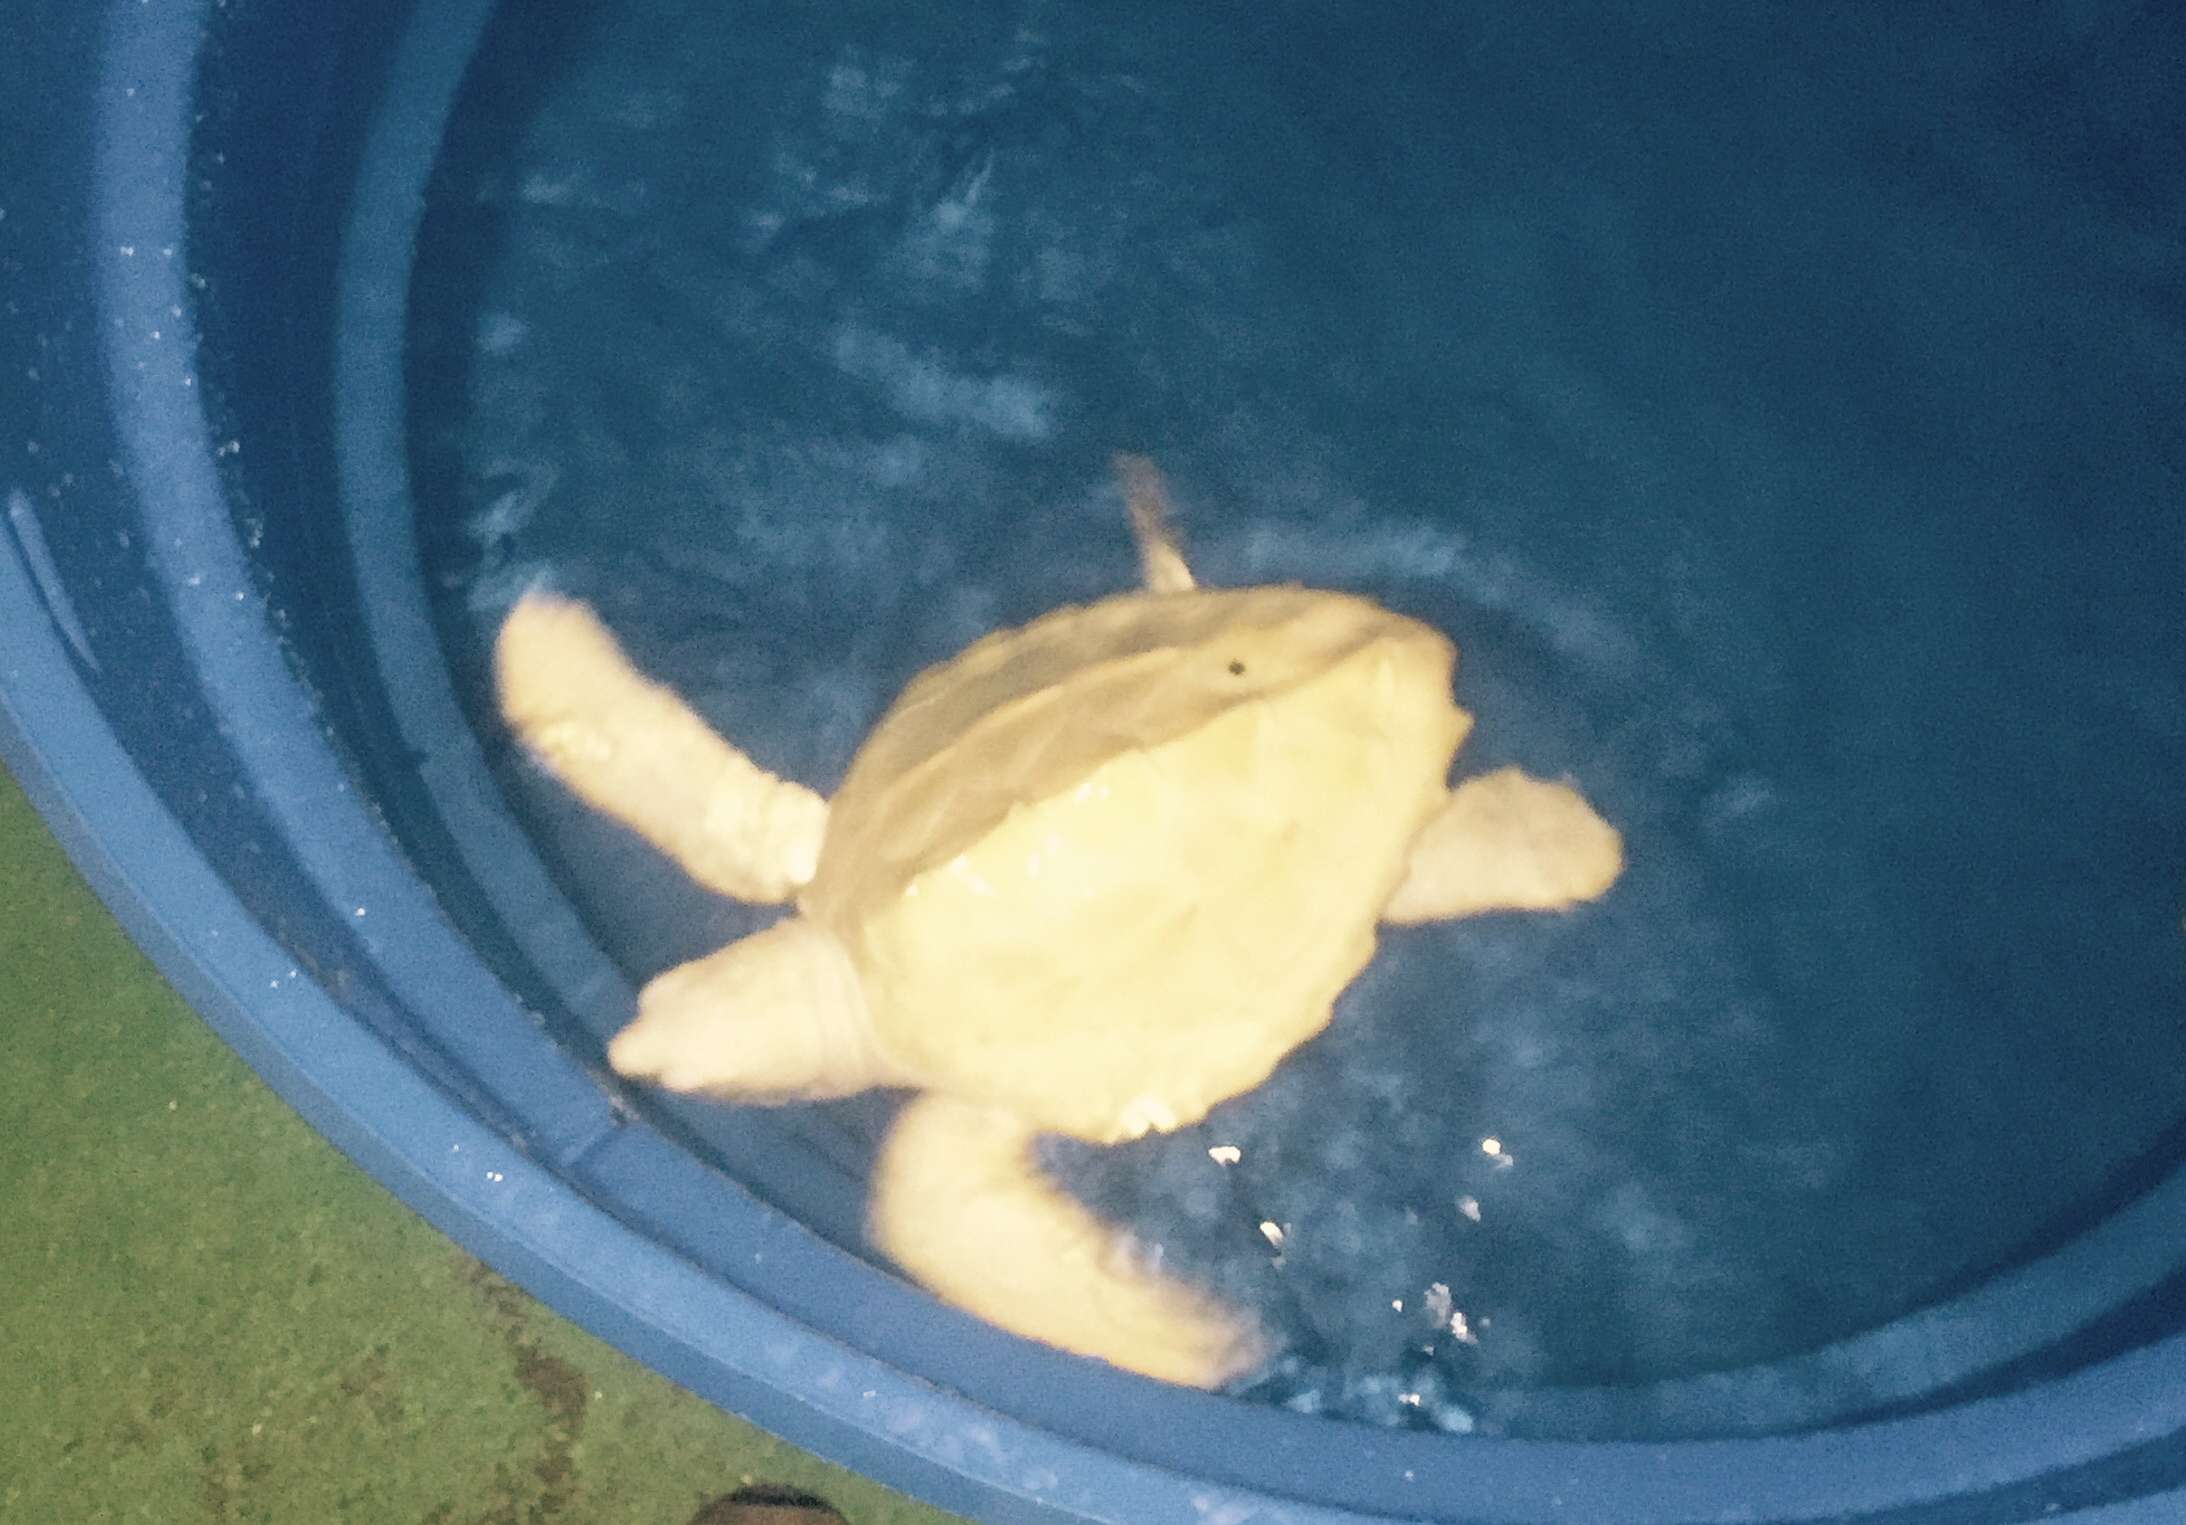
[871,1093,1269,1388]
[496,591,828,904]
[1382,766,1624,923]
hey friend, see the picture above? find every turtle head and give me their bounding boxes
[607,916,886,1101]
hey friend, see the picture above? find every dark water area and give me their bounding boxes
[407,0,2186,1433]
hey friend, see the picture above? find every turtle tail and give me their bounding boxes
[1113,453,1197,594]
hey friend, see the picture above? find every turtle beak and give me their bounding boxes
[607,915,881,1101]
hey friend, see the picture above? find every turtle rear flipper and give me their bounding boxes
[872,1093,1269,1388]
[1382,766,1624,923]
[496,590,828,904]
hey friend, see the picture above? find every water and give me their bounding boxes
[408,0,2186,1431]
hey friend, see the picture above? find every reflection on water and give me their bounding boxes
[409,0,2186,1433]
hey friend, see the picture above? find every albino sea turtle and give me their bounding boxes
[495,457,1623,1387]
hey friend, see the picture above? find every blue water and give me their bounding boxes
[409,0,2186,1430]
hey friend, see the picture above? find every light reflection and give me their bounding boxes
[1115,1094,1178,1138]
[1207,1144,1242,1165]
[945,856,998,897]
[1424,1282,1478,1343]
[1259,1220,1286,1249]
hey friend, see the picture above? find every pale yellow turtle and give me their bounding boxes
[495,457,1623,1387]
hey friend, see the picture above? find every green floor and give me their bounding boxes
[0,763,967,1525]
